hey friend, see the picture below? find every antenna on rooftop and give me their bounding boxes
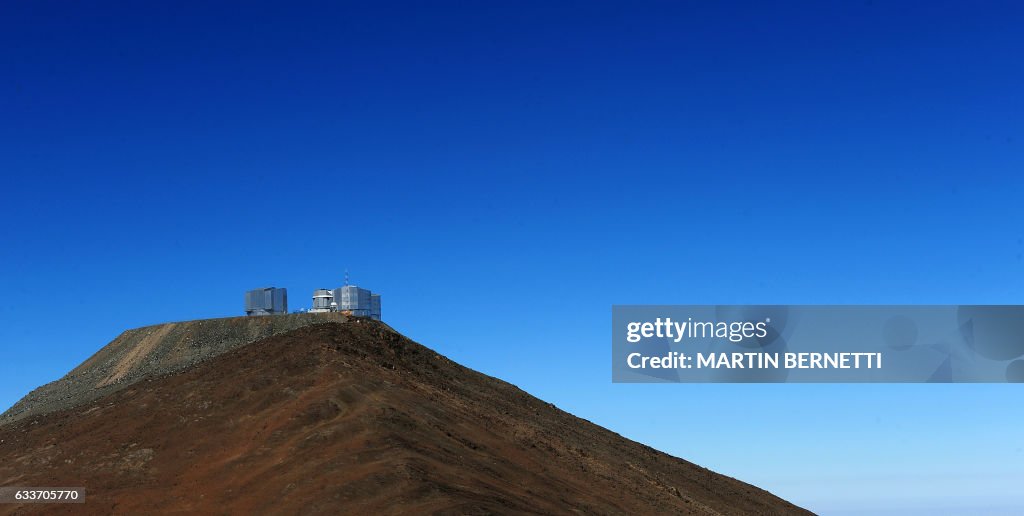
[344,269,350,286]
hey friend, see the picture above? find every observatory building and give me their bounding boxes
[306,284,381,320]
[244,287,288,316]
[310,288,334,313]
[333,285,382,320]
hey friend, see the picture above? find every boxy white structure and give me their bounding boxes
[331,285,382,320]
[245,287,288,316]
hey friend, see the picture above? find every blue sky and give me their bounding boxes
[1,1,1022,513]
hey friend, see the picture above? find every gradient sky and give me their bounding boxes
[2,2,1023,514]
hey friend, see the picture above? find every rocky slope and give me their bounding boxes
[0,319,811,515]
[0,313,348,425]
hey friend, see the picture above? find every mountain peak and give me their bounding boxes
[0,319,809,514]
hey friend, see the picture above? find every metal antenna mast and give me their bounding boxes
[344,269,350,286]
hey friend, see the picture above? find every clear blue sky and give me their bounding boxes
[2,2,1022,513]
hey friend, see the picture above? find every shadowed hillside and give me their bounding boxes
[1,313,348,425]
[0,319,811,515]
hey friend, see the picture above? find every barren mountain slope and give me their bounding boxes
[0,320,811,515]
[1,313,348,425]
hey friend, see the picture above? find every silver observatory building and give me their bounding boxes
[334,285,382,319]
[244,287,288,316]
[309,284,382,320]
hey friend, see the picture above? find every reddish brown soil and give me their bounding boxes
[0,320,811,515]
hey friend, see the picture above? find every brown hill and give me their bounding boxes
[1,313,348,426]
[0,319,811,515]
